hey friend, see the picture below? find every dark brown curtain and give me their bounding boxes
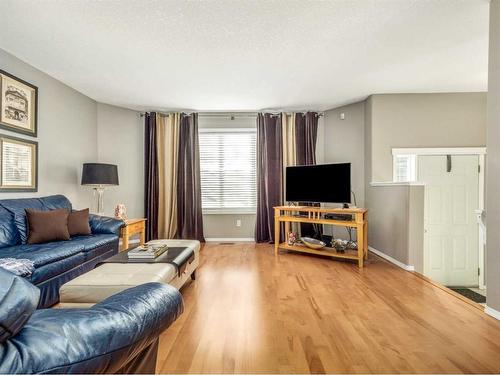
[176,113,205,242]
[295,112,320,238]
[144,112,158,241]
[296,112,318,165]
[255,113,283,243]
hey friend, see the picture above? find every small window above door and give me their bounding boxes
[393,154,417,182]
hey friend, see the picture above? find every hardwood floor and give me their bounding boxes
[157,243,500,373]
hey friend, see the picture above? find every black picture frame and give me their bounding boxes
[0,134,38,192]
[0,69,38,137]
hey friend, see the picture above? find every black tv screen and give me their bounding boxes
[286,163,351,203]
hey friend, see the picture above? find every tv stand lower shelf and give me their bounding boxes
[274,206,368,267]
[278,243,359,260]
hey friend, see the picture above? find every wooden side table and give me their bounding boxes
[120,218,146,251]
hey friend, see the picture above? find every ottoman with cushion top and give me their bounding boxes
[59,239,199,307]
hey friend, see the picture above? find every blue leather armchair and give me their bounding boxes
[0,195,124,308]
[0,268,183,374]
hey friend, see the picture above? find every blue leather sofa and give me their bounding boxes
[0,195,124,308]
[0,267,183,373]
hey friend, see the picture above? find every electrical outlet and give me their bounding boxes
[236,219,242,227]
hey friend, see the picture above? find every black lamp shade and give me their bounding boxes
[81,163,119,186]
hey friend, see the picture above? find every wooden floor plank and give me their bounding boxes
[157,243,500,374]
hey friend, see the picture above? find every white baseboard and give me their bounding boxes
[485,306,500,320]
[205,237,255,242]
[369,246,415,271]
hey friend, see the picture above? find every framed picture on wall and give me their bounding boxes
[0,70,38,137]
[0,134,38,192]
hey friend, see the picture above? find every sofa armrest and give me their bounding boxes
[89,214,124,235]
[0,283,183,374]
[0,268,39,343]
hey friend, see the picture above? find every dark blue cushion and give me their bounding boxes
[0,199,44,244]
[69,234,118,251]
[0,195,72,244]
[0,268,39,343]
[0,283,183,373]
[0,206,20,249]
[31,253,86,284]
[39,195,72,211]
[69,234,118,262]
[0,241,84,268]
[89,215,124,235]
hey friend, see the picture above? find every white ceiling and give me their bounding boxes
[0,0,490,112]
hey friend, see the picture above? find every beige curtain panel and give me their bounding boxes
[282,112,297,169]
[156,113,180,239]
[282,112,299,234]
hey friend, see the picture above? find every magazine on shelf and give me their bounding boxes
[127,244,168,259]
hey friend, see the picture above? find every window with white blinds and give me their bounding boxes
[199,129,257,213]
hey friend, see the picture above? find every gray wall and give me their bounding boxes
[323,102,365,206]
[369,93,487,181]
[202,214,256,239]
[97,103,143,218]
[407,185,425,273]
[322,102,364,240]
[364,96,373,186]
[366,184,410,264]
[365,183,424,271]
[0,48,97,209]
[486,1,500,313]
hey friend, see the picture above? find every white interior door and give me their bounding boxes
[419,155,479,287]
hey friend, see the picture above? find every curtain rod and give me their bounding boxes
[140,111,324,118]
[263,112,324,117]
[139,111,175,118]
[199,112,258,118]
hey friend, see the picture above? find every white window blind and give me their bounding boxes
[393,154,417,182]
[199,129,257,213]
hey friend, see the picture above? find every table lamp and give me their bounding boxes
[81,163,119,215]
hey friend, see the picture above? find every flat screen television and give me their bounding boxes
[286,163,351,203]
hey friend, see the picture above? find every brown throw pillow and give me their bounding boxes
[68,208,91,236]
[26,208,70,244]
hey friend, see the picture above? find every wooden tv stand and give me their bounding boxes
[274,206,368,267]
